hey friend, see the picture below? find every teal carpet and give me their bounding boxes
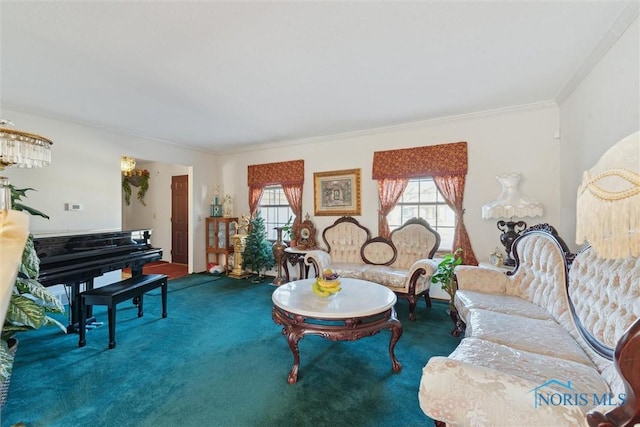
[1,275,460,427]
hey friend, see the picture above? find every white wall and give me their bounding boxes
[122,159,190,263]
[220,103,561,264]
[3,108,219,274]
[559,16,640,251]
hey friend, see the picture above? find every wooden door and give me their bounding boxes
[171,175,189,264]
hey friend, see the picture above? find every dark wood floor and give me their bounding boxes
[122,261,189,280]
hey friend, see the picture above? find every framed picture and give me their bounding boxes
[313,168,361,216]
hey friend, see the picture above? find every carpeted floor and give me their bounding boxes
[1,274,460,427]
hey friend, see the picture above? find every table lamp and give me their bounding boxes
[482,173,543,266]
[576,131,639,259]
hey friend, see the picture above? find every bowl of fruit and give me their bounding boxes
[312,269,342,299]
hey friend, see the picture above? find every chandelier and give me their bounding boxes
[120,156,136,173]
[0,119,53,170]
[0,119,54,211]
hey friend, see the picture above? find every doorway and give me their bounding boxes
[121,159,191,270]
[171,175,189,264]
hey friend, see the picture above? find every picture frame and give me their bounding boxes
[313,168,361,216]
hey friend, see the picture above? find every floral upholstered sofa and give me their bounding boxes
[304,216,440,320]
[418,224,640,426]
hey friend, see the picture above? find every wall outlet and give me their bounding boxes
[65,203,83,211]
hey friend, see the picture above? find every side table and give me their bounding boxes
[283,247,321,282]
[479,262,515,273]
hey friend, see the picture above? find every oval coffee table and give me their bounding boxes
[272,277,403,384]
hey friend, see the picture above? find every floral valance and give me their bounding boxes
[372,141,468,179]
[247,159,304,187]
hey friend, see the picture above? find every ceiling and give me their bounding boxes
[1,1,635,153]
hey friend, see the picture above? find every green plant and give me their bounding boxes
[1,186,66,384]
[122,169,150,206]
[281,216,294,241]
[431,248,463,309]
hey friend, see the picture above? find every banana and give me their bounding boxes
[317,279,340,289]
[321,286,341,294]
[312,281,332,298]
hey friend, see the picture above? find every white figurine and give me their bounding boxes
[238,214,250,235]
[223,194,233,218]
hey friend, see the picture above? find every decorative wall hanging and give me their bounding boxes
[314,168,361,216]
[122,169,150,206]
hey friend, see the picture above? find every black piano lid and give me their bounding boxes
[34,229,154,265]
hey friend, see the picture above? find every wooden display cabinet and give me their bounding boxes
[206,217,237,274]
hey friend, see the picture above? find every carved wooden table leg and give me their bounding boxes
[272,305,402,383]
[388,310,403,372]
[285,327,302,384]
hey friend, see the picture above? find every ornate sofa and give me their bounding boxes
[418,225,640,426]
[304,216,440,320]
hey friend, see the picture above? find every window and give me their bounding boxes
[258,186,294,241]
[387,178,455,250]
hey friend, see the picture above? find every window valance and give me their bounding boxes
[372,141,468,179]
[247,160,304,186]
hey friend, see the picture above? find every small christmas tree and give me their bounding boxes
[241,211,275,281]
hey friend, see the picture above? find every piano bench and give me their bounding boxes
[78,274,168,349]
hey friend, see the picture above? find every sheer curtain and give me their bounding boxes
[282,184,303,227]
[377,178,408,238]
[248,186,264,217]
[434,175,478,266]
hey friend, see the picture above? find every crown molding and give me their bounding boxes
[220,100,558,155]
[2,103,217,156]
[556,1,640,104]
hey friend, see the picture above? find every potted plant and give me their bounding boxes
[281,216,296,246]
[122,169,150,206]
[431,248,463,310]
[1,185,66,406]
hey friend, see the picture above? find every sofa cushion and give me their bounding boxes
[329,262,367,279]
[569,247,640,350]
[508,232,571,324]
[322,217,370,264]
[455,289,554,324]
[449,338,610,402]
[389,218,439,269]
[361,237,395,265]
[361,265,407,289]
[466,309,592,366]
[419,354,601,427]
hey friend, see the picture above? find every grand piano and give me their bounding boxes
[34,228,162,332]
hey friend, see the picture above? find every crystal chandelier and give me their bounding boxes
[0,120,53,170]
[0,120,54,211]
[120,156,136,173]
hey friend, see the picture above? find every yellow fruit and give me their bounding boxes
[323,268,333,275]
[312,281,331,298]
[320,285,341,295]
[317,279,340,289]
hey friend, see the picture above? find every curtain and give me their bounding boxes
[282,184,303,226]
[377,178,408,238]
[247,159,304,217]
[434,175,478,266]
[372,141,478,265]
[372,141,468,179]
[248,186,264,217]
